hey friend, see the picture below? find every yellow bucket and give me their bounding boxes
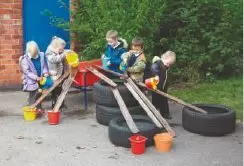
[66,51,79,68]
[23,106,37,121]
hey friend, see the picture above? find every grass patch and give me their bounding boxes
[169,77,243,120]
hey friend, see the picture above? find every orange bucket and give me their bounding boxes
[154,132,173,152]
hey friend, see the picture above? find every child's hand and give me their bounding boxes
[41,90,47,94]
[155,75,159,80]
[127,67,133,72]
[36,77,41,81]
[107,61,111,66]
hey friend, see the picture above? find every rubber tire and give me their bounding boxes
[108,115,164,148]
[96,105,145,126]
[93,80,138,107]
[182,104,236,136]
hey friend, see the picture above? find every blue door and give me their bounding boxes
[23,0,70,52]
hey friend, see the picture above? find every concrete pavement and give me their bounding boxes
[0,91,242,166]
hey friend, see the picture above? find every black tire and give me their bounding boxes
[93,80,138,107]
[108,115,164,148]
[182,104,236,136]
[96,105,145,126]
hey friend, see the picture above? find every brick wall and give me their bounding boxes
[0,0,23,87]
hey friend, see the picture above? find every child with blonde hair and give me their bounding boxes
[102,30,128,73]
[20,41,49,114]
[151,51,176,119]
[46,36,68,108]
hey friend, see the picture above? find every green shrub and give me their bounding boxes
[158,0,243,81]
[46,0,243,82]
[69,0,166,61]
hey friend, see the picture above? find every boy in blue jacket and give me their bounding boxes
[102,30,128,73]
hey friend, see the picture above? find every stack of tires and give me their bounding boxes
[93,79,143,126]
[93,79,163,148]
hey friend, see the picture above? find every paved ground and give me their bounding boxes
[0,90,242,166]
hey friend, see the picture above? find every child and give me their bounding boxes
[120,37,146,82]
[46,36,68,108]
[151,51,176,119]
[20,41,49,113]
[102,30,128,73]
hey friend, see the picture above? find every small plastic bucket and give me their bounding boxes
[48,111,60,125]
[154,132,173,152]
[129,135,148,155]
[66,51,79,68]
[145,76,159,90]
[23,106,37,121]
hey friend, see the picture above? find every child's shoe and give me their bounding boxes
[163,114,172,120]
[36,109,45,117]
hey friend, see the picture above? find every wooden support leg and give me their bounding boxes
[127,78,176,137]
[53,76,73,112]
[30,72,70,109]
[112,88,140,134]
[124,82,162,128]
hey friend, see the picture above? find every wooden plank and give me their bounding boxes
[53,76,73,112]
[30,71,70,108]
[87,66,117,87]
[112,88,140,134]
[53,69,78,112]
[93,66,207,114]
[93,65,122,76]
[127,78,176,137]
[136,82,208,114]
[124,82,162,128]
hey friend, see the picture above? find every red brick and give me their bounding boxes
[12,19,22,25]
[11,14,22,19]
[0,0,14,3]
[0,9,12,15]
[12,55,20,59]
[0,49,14,54]
[12,44,21,49]
[4,35,12,39]
[0,65,5,70]
[13,0,21,3]
[12,3,22,9]
[0,20,13,24]
[0,3,12,9]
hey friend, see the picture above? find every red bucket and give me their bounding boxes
[48,111,60,125]
[129,135,148,155]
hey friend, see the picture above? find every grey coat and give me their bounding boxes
[45,49,68,81]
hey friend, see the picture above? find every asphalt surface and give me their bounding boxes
[0,90,242,166]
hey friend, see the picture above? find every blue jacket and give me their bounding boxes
[103,39,128,73]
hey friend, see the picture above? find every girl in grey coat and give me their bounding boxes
[46,36,68,108]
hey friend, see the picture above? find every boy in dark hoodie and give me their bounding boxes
[151,51,176,119]
[102,30,128,73]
